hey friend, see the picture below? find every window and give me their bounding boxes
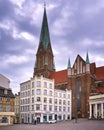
[55,92,57,97]
[55,99,57,104]
[37,81,41,87]
[32,105,34,111]
[0,97,2,102]
[28,98,30,104]
[68,101,70,105]
[32,97,34,103]
[49,91,52,96]
[63,94,66,98]
[68,107,70,112]
[59,99,62,105]
[68,94,70,99]
[49,105,52,111]
[6,106,10,112]
[36,89,41,95]
[28,91,30,96]
[63,107,66,111]
[49,98,52,104]
[55,106,57,111]
[44,90,47,95]
[49,83,52,89]
[36,104,40,110]
[37,97,41,101]
[44,82,47,87]
[32,82,34,88]
[0,105,2,111]
[59,106,61,111]
[63,100,66,105]
[44,97,47,103]
[44,105,47,110]
[59,93,62,97]
[32,90,34,95]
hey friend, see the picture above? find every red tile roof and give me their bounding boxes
[95,66,104,80]
[49,69,68,84]
[97,87,104,93]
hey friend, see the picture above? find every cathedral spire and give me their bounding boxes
[86,52,90,64]
[39,5,51,50]
[67,57,71,69]
[33,5,55,78]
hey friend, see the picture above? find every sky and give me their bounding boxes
[0,0,104,94]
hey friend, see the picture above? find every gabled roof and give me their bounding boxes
[72,54,86,68]
[95,66,104,80]
[49,69,68,84]
[0,86,15,98]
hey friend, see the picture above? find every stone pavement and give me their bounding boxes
[0,118,104,130]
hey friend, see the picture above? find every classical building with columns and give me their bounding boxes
[89,94,104,119]
[20,76,72,123]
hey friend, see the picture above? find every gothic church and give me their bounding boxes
[33,6,104,118]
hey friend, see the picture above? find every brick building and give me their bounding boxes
[22,6,104,119]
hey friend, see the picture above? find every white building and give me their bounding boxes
[20,76,72,123]
[0,74,10,89]
[89,94,104,119]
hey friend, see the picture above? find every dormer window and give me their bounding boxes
[4,89,8,95]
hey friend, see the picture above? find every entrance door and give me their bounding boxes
[37,117,40,124]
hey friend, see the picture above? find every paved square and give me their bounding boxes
[0,119,104,130]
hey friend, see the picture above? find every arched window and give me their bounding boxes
[76,78,81,110]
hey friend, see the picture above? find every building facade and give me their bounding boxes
[0,86,15,125]
[14,92,20,123]
[0,74,10,89]
[20,76,72,123]
[20,5,104,120]
[89,94,104,119]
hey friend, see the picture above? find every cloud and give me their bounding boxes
[0,0,104,93]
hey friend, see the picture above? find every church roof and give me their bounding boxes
[97,86,104,93]
[39,7,51,49]
[95,66,104,80]
[49,69,68,84]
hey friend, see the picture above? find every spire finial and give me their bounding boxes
[86,51,90,64]
[67,57,71,69]
[44,0,46,8]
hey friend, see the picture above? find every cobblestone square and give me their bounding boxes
[0,119,104,130]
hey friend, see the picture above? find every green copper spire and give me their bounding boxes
[67,57,71,69]
[39,6,51,49]
[86,52,90,64]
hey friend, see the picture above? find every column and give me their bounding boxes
[95,104,97,118]
[29,113,32,123]
[47,114,49,122]
[8,116,10,125]
[89,104,92,119]
[41,113,43,123]
[101,103,104,119]
[52,114,54,120]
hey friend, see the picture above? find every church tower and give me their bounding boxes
[33,6,55,78]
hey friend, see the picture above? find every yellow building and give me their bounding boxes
[14,92,20,123]
[0,86,15,125]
